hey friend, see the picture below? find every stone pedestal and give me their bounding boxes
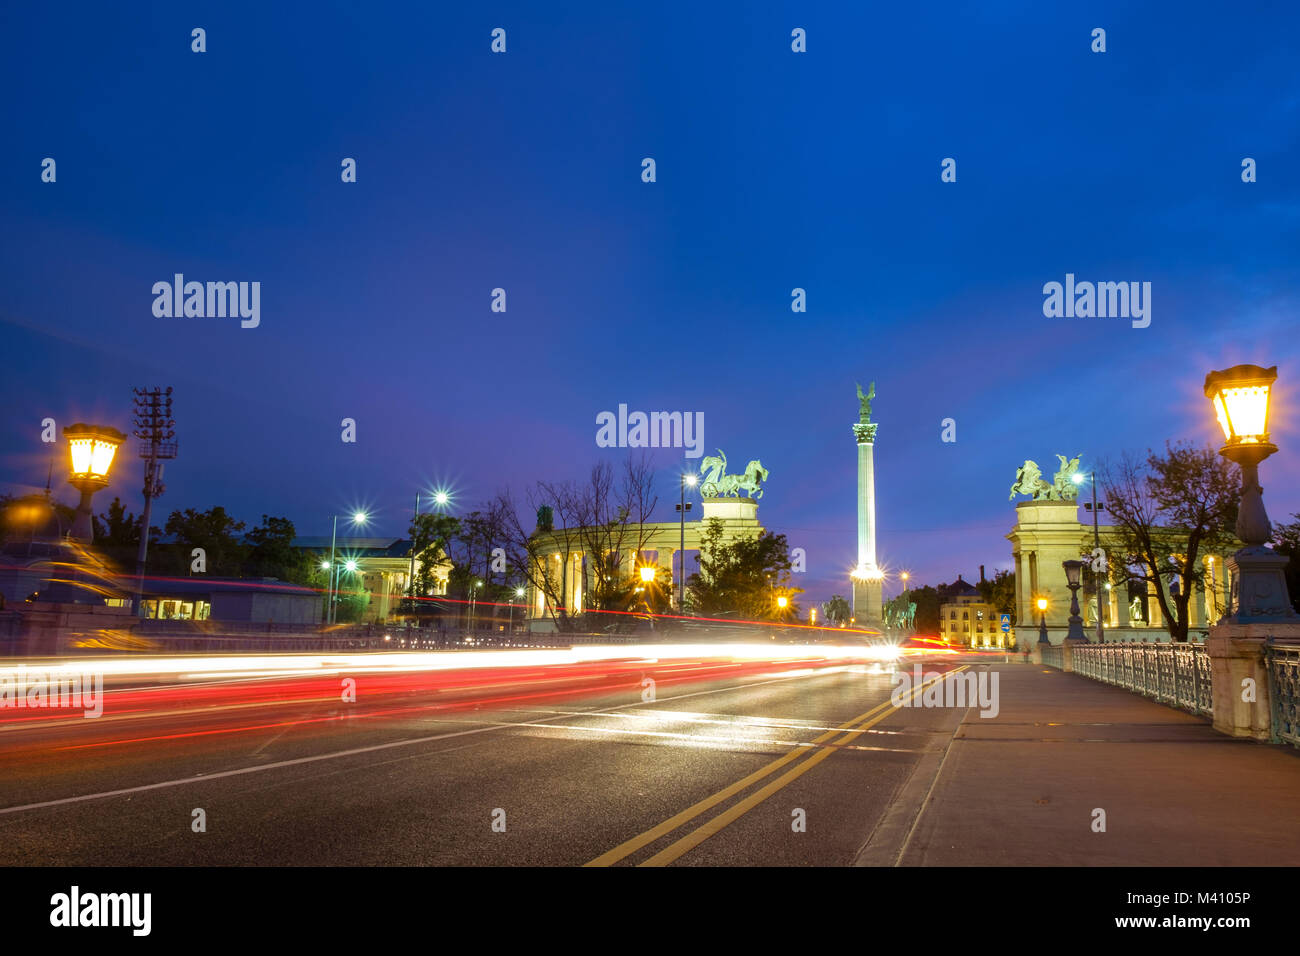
[1007,499,1088,638]
[852,576,883,628]
[1204,624,1298,740]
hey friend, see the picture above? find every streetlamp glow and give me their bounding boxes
[1204,363,1295,622]
[640,566,656,583]
[1205,365,1275,448]
[777,595,789,609]
[63,424,126,540]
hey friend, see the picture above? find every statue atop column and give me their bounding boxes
[856,381,875,424]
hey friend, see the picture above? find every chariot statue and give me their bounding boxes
[1010,454,1083,501]
[699,449,769,499]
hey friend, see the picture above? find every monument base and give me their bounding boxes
[852,576,883,629]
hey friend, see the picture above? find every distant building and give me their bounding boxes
[291,537,451,622]
[138,577,321,624]
[938,575,1006,648]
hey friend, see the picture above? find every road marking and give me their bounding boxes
[0,667,848,817]
[637,668,968,867]
[584,667,962,867]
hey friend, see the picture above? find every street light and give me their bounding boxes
[1062,559,1088,641]
[326,511,368,623]
[63,424,126,540]
[511,586,525,632]
[1036,597,1050,645]
[678,473,696,611]
[1073,470,1106,643]
[1204,364,1296,622]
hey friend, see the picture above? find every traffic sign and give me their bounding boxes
[1000,614,1011,633]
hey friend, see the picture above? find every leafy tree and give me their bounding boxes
[162,507,248,576]
[244,515,320,585]
[976,569,1016,624]
[909,584,942,635]
[97,497,142,548]
[1101,442,1240,641]
[1272,513,1300,613]
[686,518,803,620]
[407,513,460,599]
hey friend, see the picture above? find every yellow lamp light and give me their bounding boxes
[1204,364,1276,449]
[639,566,655,583]
[64,423,126,485]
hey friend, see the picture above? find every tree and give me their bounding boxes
[407,512,460,603]
[493,457,660,631]
[977,569,1016,624]
[686,518,803,620]
[823,594,851,625]
[1272,514,1300,613]
[909,584,942,635]
[162,507,249,576]
[244,515,320,586]
[1101,442,1240,642]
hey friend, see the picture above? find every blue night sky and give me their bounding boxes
[2,1,1298,608]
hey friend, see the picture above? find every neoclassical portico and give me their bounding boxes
[1007,498,1230,644]
[527,497,764,626]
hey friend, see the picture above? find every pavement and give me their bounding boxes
[862,658,1300,866]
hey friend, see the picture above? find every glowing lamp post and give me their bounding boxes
[1036,597,1050,645]
[63,424,126,541]
[1204,364,1296,622]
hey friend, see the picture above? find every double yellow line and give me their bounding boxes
[585,666,966,867]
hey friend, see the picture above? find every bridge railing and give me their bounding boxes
[1070,641,1213,718]
[1266,642,1300,748]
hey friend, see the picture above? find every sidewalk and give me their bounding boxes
[868,661,1300,866]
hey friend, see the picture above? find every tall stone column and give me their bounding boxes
[850,383,883,628]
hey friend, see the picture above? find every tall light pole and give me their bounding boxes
[326,511,367,623]
[678,473,696,611]
[1037,597,1050,644]
[1073,471,1106,643]
[131,387,176,617]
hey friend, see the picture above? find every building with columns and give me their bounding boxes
[1006,499,1232,644]
[526,497,764,629]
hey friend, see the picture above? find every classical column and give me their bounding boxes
[850,384,884,627]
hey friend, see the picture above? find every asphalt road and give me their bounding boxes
[0,656,970,865]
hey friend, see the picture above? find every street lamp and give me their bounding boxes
[1073,470,1106,643]
[1036,597,1050,645]
[326,511,368,623]
[511,586,525,632]
[1204,364,1296,622]
[63,424,126,541]
[1062,559,1088,641]
[678,473,696,611]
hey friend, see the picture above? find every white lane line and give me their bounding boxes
[0,667,859,816]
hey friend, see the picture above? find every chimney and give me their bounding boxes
[979,565,986,583]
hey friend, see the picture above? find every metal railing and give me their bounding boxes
[1071,641,1213,717]
[1040,644,1063,669]
[1266,642,1300,748]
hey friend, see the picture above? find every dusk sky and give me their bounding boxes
[2,1,1298,608]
